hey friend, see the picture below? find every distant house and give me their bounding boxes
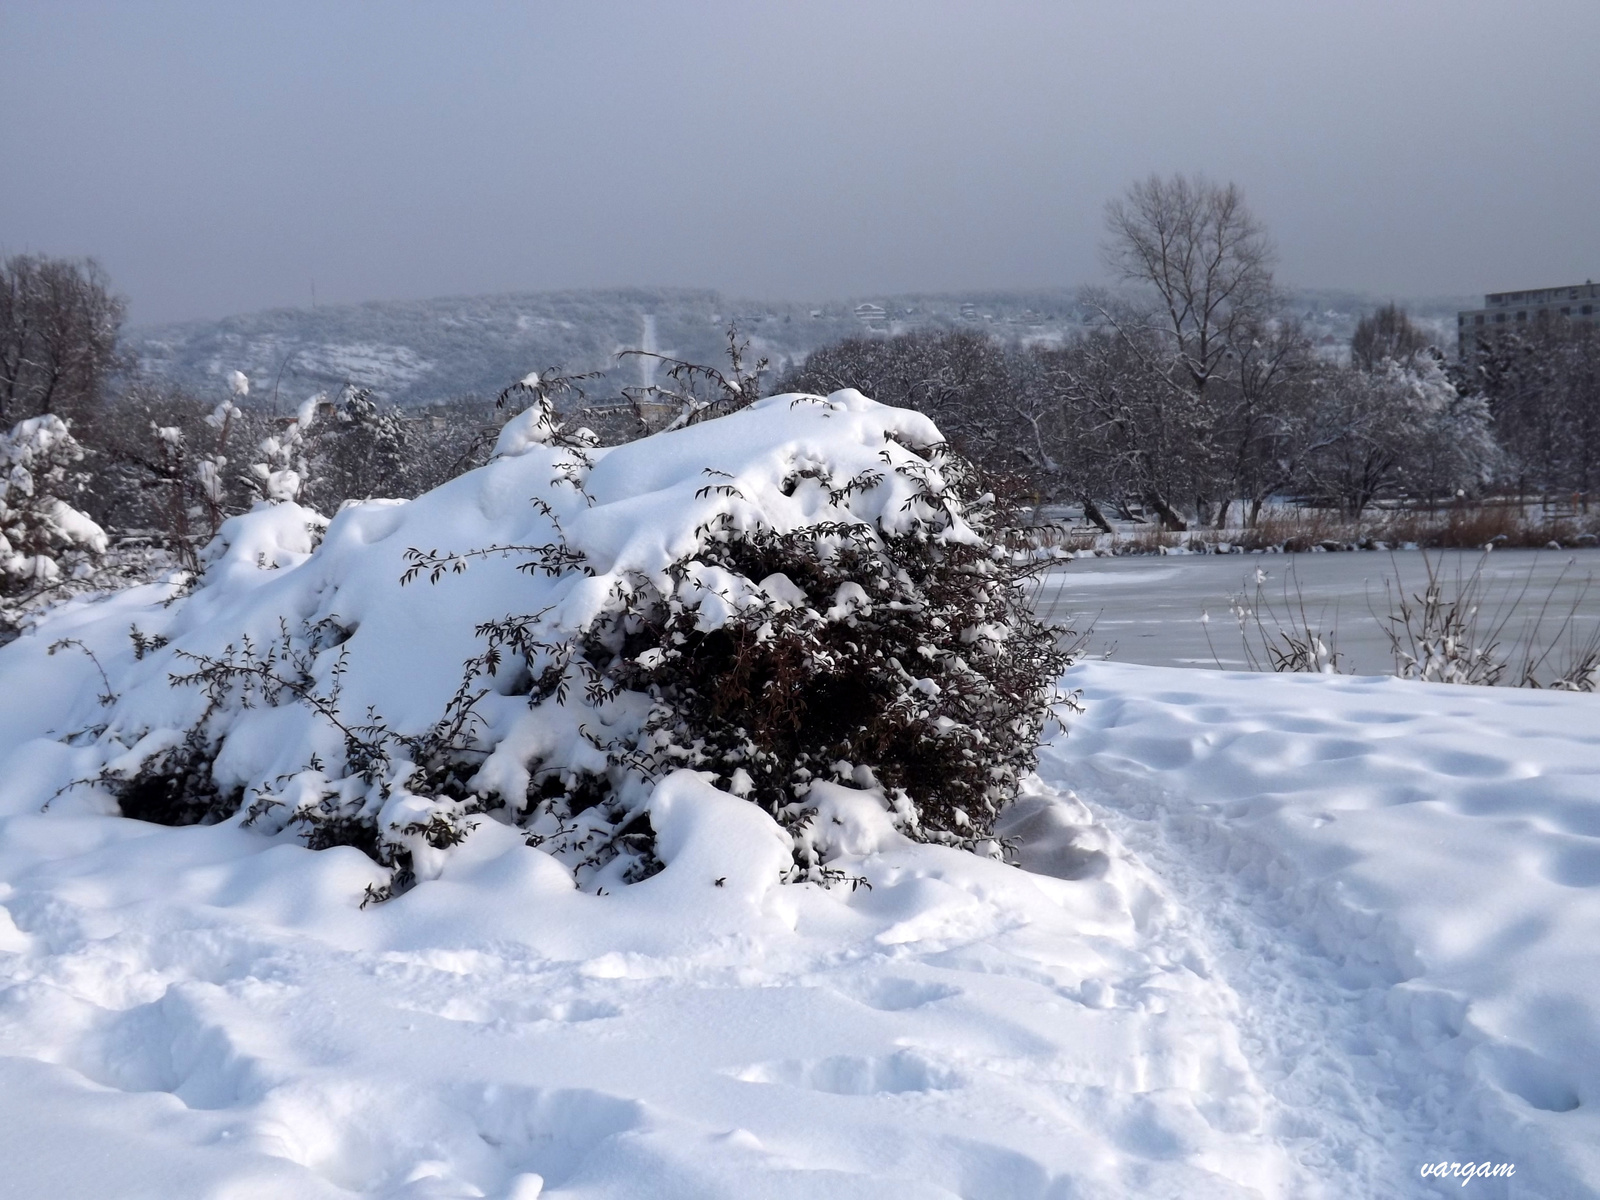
[854,303,887,326]
[1458,281,1600,355]
[959,302,978,320]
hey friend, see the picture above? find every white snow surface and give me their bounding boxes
[0,393,1595,1198]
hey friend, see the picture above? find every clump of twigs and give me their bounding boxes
[1210,563,1345,675]
[1372,551,1598,690]
[619,324,769,430]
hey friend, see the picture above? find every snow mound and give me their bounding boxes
[0,389,1061,898]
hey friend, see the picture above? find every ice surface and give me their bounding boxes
[1034,548,1600,674]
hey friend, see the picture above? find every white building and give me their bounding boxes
[1458,281,1600,354]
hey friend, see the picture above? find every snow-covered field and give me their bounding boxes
[1,394,1595,1199]
[4,659,1593,1197]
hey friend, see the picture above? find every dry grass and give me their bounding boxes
[1232,508,1360,552]
[1117,525,1183,554]
[1019,501,1600,558]
[1205,503,1600,554]
[1375,504,1599,550]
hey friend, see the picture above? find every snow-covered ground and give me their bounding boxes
[1047,663,1600,1198]
[1,393,1595,1198]
[4,658,1593,1197]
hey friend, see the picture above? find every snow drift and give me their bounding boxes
[8,389,1063,897]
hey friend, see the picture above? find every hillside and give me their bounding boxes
[126,286,1475,409]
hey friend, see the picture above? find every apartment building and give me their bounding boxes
[1458,281,1600,354]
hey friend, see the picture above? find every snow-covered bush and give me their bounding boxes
[0,414,108,638]
[51,389,1070,898]
[247,391,317,503]
[601,459,1067,855]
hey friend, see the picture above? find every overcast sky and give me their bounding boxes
[3,1,1597,325]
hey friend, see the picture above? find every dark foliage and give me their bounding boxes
[109,731,244,826]
[612,484,1068,845]
[1465,317,1600,503]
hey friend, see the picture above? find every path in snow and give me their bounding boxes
[1041,662,1600,1199]
[1044,759,1487,1199]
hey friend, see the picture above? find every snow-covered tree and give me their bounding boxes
[1300,350,1496,516]
[0,414,108,636]
[1468,318,1600,503]
[302,385,412,509]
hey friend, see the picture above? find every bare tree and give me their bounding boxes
[1099,174,1276,400]
[1223,317,1321,527]
[1081,174,1287,528]
[1351,304,1433,371]
[0,255,126,426]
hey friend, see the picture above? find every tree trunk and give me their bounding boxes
[1148,491,1188,531]
[1080,494,1114,534]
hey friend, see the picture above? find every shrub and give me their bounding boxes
[66,388,1074,897]
[1,414,108,639]
[590,449,1068,857]
[404,411,1073,884]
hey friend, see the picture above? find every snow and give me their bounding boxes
[1045,662,1600,1196]
[0,393,1596,1197]
[0,743,1300,1197]
[1,415,108,603]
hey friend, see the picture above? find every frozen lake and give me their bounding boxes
[1032,548,1600,677]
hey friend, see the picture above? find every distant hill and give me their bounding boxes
[125,286,1476,410]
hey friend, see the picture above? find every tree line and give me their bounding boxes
[781,176,1594,531]
[3,173,1597,635]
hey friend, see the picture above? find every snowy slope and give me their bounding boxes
[0,390,1594,1198]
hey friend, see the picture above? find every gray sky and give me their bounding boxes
[4,1,1597,325]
